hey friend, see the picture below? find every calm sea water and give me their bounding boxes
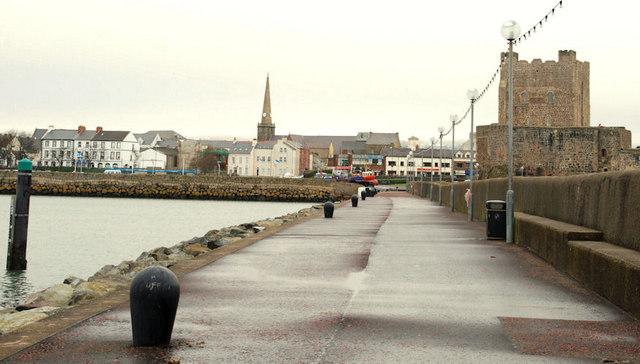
[0,195,313,308]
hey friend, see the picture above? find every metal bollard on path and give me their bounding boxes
[324,201,334,218]
[360,190,366,201]
[351,194,358,207]
[130,266,180,347]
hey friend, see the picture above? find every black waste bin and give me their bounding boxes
[486,200,506,240]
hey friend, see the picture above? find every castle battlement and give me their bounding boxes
[498,50,590,128]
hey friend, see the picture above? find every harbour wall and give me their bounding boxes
[412,170,640,252]
[0,172,358,202]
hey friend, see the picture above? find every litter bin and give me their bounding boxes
[486,200,506,239]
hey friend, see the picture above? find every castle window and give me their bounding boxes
[546,116,551,126]
[521,92,528,104]
[526,117,531,125]
[600,148,607,158]
[547,92,554,104]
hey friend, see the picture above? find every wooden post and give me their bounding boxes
[7,159,32,270]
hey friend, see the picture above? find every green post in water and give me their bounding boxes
[7,159,33,270]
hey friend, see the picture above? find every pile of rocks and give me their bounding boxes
[0,203,326,335]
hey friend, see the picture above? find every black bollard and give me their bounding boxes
[7,159,32,271]
[130,266,180,347]
[351,194,358,207]
[365,187,371,197]
[324,201,334,218]
[360,190,366,200]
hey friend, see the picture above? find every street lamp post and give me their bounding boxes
[449,114,458,212]
[430,137,436,200]
[438,127,445,205]
[407,151,413,193]
[467,88,479,221]
[502,20,520,243]
[419,149,424,197]
[405,151,410,188]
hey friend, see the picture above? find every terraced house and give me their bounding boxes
[39,126,141,169]
[40,128,78,167]
[88,130,139,169]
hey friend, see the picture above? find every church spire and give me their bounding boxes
[260,73,272,125]
[257,73,276,141]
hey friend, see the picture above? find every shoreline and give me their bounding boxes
[0,201,335,345]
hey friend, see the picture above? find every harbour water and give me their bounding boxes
[0,195,313,308]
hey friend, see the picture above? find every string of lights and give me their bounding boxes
[515,0,563,45]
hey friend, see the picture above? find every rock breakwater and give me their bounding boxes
[0,172,357,202]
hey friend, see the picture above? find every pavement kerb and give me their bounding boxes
[0,202,332,360]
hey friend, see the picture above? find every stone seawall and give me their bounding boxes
[0,172,358,202]
[413,170,640,252]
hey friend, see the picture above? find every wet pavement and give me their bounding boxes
[2,192,639,363]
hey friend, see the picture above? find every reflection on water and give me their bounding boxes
[0,195,312,308]
[1,270,33,308]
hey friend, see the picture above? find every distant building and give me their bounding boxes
[40,128,78,167]
[75,125,97,168]
[137,148,168,170]
[228,141,254,176]
[90,130,139,169]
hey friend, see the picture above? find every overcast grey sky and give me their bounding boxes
[1,0,639,146]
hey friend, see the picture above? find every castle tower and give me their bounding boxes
[257,74,276,141]
[498,50,590,127]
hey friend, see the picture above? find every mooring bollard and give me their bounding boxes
[130,266,180,347]
[7,159,32,271]
[324,201,334,218]
[360,190,366,200]
[351,194,358,207]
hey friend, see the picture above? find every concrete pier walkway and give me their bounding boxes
[1,192,638,363]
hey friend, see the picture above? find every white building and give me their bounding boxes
[227,141,254,176]
[40,128,78,167]
[252,138,302,177]
[89,130,139,169]
[254,141,277,177]
[74,126,97,169]
[272,138,301,177]
[136,148,168,170]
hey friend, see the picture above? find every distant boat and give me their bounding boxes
[315,172,333,180]
[350,171,378,186]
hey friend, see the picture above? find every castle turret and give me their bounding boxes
[498,50,590,127]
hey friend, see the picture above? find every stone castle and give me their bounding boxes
[477,50,640,177]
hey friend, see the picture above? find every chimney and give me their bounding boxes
[78,125,86,133]
[96,126,103,133]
